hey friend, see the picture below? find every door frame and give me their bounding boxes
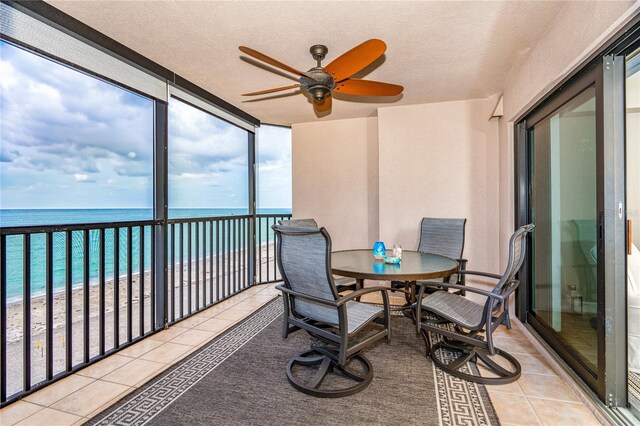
[600,52,627,409]
[515,63,605,398]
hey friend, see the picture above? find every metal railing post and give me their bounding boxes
[154,100,168,330]
[248,131,257,286]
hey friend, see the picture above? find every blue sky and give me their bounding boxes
[0,40,291,211]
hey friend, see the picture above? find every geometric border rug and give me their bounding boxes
[88,297,499,426]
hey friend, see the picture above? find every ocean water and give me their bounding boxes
[0,208,291,300]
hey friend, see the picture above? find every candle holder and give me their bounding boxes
[372,241,386,260]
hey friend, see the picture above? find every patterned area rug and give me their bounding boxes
[88,297,499,426]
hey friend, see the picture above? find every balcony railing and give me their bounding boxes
[0,212,290,406]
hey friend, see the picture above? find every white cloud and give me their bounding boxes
[0,41,291,212]
[167,97,250,209]
[0,40,153,209]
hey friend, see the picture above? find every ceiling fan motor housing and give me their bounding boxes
[300,67,335,101]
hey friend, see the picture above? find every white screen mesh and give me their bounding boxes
[170,86,256,133]
[1,3,167,101]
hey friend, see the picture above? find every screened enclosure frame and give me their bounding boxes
[0,1,294,407]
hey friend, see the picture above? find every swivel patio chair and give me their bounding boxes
[279,218,357,292]
[417,224,534,385]
[273,223,391,397]
[391,217,467,306]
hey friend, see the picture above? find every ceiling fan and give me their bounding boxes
[239,39,403,114]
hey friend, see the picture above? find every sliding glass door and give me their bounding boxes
[523,67,604,394]
[529,85,599,374]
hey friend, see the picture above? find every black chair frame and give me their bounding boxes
[418,224,534,385]
[274,226,391,397]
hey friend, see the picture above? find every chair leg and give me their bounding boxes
[428,339,522,385]
[503,304,513,330]
[282,295,291,338]
[420,328,433,357]
[415,285,426,335]
[286,349,374,398]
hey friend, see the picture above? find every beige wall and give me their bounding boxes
[291,0,638,302]
[291,117,378,251]
[292,97,500,301]
[377,98,500,274]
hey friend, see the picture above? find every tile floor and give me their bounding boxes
[481,325,602,425]
[0,283,604,426]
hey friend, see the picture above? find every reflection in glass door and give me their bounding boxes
[529,86,599,374]
[626,47,640,417]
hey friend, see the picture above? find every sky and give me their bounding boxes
[0,40,291,211]
[256,125,292,209]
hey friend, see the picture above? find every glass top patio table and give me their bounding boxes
[331,249,458,282]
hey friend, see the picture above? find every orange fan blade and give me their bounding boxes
[239,46,315,80]
[242,84,300,96]
[314,95,332,114]
[333,79,403,96]
[324,39,387,82]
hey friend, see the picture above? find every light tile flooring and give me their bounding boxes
[481,325,602,425]
[0,284,604,426]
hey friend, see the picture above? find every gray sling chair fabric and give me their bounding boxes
[273,223,391,397]
[278,218,357,292]
[391,218,467,306]
[417,224,535,385]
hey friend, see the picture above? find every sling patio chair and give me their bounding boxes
[391,217,467,309]
[416,223,534,385]
[273,223,391,397]
[279,218,357,292]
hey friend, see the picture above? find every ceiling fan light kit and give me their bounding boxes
[239,39,403,114]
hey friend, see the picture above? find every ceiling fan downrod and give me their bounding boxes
[309,44,328,67]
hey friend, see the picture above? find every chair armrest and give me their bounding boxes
[458,270,502,280]
[275,284,339,307]
[417,282,504,301]
[336,286,390,306]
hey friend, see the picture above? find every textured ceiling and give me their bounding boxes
[47,1,568,125]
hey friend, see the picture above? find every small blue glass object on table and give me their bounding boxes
[373,241,386,260]
[383,255,401,264]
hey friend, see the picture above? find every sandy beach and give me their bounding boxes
[3,244,278,397]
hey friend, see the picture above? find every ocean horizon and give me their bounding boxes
[1,208,291,300]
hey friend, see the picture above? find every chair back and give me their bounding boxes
[418,217,467,260]
[279,218,318,228]
[273,223,339,324]
[490,224,535,307]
